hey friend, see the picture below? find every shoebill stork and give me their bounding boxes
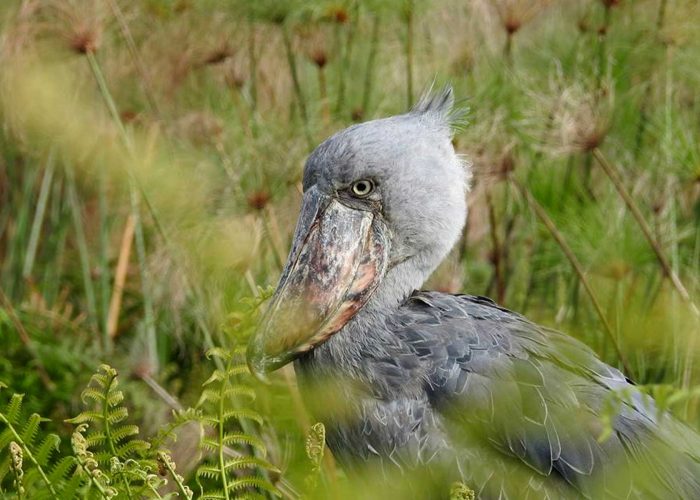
[247,87,700,498]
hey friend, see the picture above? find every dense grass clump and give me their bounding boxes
[0,0,698,497]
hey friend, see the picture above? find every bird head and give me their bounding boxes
[247,86,469,380]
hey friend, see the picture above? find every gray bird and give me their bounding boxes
[247,87,700,498]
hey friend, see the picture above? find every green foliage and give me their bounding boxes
[0,0,700,497]
[0,363,268,499]
[66,364,162,498]
[195,348,280,499]
[0,391,83,499]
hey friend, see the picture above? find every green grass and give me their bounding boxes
[0,0,699,497]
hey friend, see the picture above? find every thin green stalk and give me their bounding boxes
[592,148,699,318]
[595,4,612,98]
[504,32,513,63]
[633,0,668,158]
[339,2,359,114]
[248,24,258,111]
[83,49,274,486]
[1,167,38,298]
[281,24,312,150]
[218,368,230,500]
[512,179,632,375]
[22,152,54,279]
[333,21,344,115]
[85,51,158,368]
[361,15,380,116]
[65,163,99,333]
[157,452,192,500]
[404,0,415,108]
[98,154,111,354]
[0,417,59,499]
[106,0,161,117]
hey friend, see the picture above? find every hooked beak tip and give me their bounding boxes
[246,343,272,384]
[247,357,272,385]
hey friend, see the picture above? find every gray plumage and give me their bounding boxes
[253,86,700,498]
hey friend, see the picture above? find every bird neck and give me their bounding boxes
[358,248,441,319]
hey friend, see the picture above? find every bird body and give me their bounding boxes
[248,87,700,498]
[297,291,700,498]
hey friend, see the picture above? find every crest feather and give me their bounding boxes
[410,84,469,136]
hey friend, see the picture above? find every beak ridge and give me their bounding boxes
[247,187,388,376]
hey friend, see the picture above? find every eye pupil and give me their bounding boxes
[352,179,373,197]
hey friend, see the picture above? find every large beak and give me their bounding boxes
[247,186,389,380]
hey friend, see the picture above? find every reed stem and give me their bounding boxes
[512,179,632,375]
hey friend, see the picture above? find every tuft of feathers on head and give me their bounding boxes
[410,83,469,137]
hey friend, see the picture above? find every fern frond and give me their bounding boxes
[203,370,226,387]
[224,456,279,473]
[194,348,280,500]
[224,386,256,401]
[66,365,154,498]
[4,394,24,424]
[228,476,281,496]
[79,388,106,405]
[198,389,222,406]
[0,409,59,498]
[221,433,266,454]
[66,410,103,425]
[200,490,227,500]
[222,409,263,426]
[196,465,221,480]
[206,348,232,362]
[110,425,139,444]
[33,434,60,466]
[19,414,47,448]
[115,439,150,458]
[47,456,78,485]
[106,406,128,425]
[106,390,124,408]
[226,366,249,378]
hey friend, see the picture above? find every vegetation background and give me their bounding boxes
[0,0,698,497]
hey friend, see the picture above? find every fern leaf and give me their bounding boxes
[228,476,281,496]
[196,465,221,480]
[115,439,150,458]
[200,437,220,452]
[206,347,231,361]
[3,393,24,424]
[197,389,222,406]
[221,433,266,454]
[85,431,106,447]
[227,365,249,378]
[19,414,46,448]
[79,387,106,405]
[65,410,103,425]
[110,424,139,444]
[222,409,263,426]
[106,406,128,425]
[224,456,279,473]
[33,434,61,466]
[200,491,227,500]
[106,390,125,408]
[0,427,14,450]
[223,386,255,401]
[203,370,226,387]
[47,456,77,485]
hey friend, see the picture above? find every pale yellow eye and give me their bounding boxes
[351,179,374,197]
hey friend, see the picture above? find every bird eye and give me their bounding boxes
[351,179,374,197]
